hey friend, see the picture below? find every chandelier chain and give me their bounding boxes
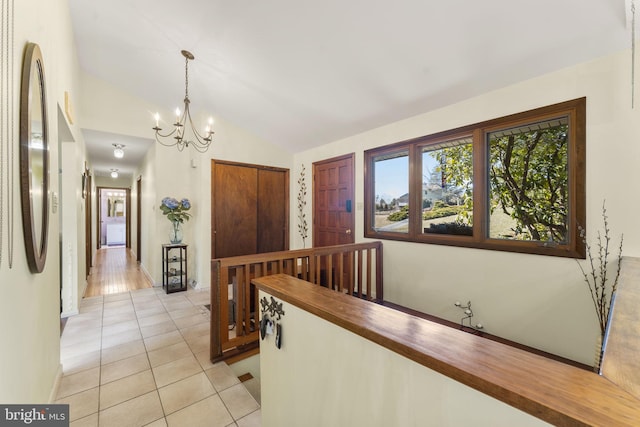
[184,54,189,100]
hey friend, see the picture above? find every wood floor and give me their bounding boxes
[84,247,153,297]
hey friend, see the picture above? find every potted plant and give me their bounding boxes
[160,197,191,244]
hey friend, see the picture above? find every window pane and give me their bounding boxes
[373,152,409,233]
[421,138,473,235]
[488,117,569,243]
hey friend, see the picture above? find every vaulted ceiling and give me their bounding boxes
[69,0,631,178]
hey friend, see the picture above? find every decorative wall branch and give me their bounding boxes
[297,164,308,248]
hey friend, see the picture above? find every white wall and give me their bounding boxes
[0,0,87,402]
[260,291,550,427]
[79,71,295,289]
[151,114,293,288]
[189,118,293,288]
[94,175,131,189]
[292,48,640,365]
[59,139,81,317]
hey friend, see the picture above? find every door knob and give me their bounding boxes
[346,229,352,234]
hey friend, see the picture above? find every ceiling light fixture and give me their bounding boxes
[153,50,214,153]
[113,144,125,158]
[110,169,119,178]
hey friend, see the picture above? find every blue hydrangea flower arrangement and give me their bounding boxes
[159,197,191,224]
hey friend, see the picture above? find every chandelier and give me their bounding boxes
[153,50,214,152]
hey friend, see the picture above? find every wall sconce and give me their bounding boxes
[110,169,119,178]
[113,144,125,158]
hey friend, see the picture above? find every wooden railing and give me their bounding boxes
[254,274,640,426]
[210,242,383,362]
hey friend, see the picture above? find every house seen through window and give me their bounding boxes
[364,98,585,258]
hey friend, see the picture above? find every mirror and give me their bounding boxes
[19,42,49,273]
[107,193,126,217]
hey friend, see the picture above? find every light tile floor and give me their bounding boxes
[57,287,261,427]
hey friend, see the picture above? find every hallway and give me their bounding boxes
[84,248,153,297]
[56,249,261,426]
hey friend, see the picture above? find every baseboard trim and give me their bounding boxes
[61,309,79,318]
[79,279,87,299]
[48,364,63,403]
[381,300,592,371]
[140,263,156,286]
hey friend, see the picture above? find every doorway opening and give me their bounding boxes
[99,187,129,249]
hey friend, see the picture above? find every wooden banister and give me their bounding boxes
[210,242,383,362]
[254,274,640,426]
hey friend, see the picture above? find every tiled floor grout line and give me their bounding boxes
[99,299,104,423]
[131,292,167,426]
[59,288,259,426]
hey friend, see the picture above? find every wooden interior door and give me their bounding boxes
[257,168,288,253]
[126,188,131,248]
[212,160,289,259]
[213,162,258,258]
[85,173,92,277]
[313,154,355,247]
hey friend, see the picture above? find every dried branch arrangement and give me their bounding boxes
[576,201,623,341]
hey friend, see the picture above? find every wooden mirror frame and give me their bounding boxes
[19,42,49,273]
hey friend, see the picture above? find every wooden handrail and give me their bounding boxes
[210,242,383,362]
[253,274,640,426]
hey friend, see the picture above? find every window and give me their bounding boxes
[422,137,473,236]
[364,98,585,258]
[372,150,409,233]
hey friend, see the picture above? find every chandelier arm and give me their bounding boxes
[190,141,211,153]
[154,127,179,139]
[153,49,213,152]
[184,104,213,146]
[155,139,182,148]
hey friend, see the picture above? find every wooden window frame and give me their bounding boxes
[364,98,586,258]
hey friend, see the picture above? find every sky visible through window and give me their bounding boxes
[375,154,440,202]
[375,156,407,203]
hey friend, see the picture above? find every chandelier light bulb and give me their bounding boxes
[154,113,160,127]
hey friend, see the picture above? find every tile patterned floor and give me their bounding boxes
[57,287,261,427]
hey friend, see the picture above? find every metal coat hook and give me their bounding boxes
[260,296,285,320]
